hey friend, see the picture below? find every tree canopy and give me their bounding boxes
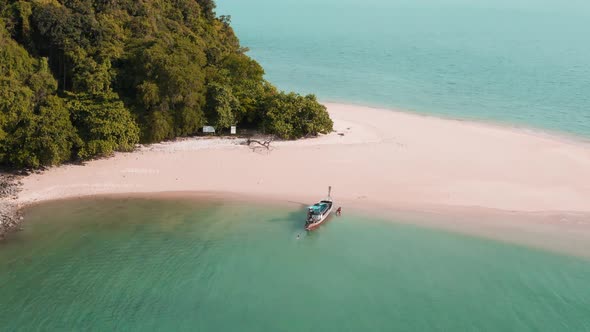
[0,0,332,169]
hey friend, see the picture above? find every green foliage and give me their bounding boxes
[264,93,334,139]
[121,35,207,142]
[0,0,332,169]
[72,57,113,95]
[0,18,34,80]
[23,95,79,167]
[206,83,238,130]
[67,92,139,159]
[0,19,77,168]
[27,58,57,105]
[0,78,77,168]
[196,0,216,20]
[0,75,34,166]
[213,53,266,123]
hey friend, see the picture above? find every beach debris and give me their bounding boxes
[245,136,274,152]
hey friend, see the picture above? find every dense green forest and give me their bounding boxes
[0,0,333,168]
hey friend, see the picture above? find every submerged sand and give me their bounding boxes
[15,103,590,256]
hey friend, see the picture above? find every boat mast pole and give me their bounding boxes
[328,186,332,198]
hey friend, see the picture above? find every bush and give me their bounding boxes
[67,92,140,159]
[264,93,333,139]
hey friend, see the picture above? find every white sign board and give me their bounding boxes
[203,126,215,134]
[230,126,237,135]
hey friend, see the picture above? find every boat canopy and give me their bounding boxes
[308,202,329,215]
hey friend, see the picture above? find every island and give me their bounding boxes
[1,0,590,256]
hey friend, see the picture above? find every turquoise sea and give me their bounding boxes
[1,198,589,331]
[3,2,590,330]
[218,0,590,138]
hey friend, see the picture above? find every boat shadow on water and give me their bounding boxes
[266,206,308,232]
[266,204,338,239]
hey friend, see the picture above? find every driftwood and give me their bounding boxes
[245,137,275,152]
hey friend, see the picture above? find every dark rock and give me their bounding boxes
[0,173,24,239]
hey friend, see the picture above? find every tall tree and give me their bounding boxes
[0,0,333,169]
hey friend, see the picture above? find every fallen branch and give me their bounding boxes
[245,137,274,150]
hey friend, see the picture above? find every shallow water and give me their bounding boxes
[1,198,589,331]
[217,0,590,138]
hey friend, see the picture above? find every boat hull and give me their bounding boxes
[305,206,333,231]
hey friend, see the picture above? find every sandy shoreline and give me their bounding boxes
[9,102,590,255]
[17,102,590,211]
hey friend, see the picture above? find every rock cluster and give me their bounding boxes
[0,174,23,239]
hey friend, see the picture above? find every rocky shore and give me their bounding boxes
[0,173,23,240]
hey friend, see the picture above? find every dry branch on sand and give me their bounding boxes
[244,137,275,152]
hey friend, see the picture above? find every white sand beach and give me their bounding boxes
[18,103,590,210]
[16,103,590,255]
